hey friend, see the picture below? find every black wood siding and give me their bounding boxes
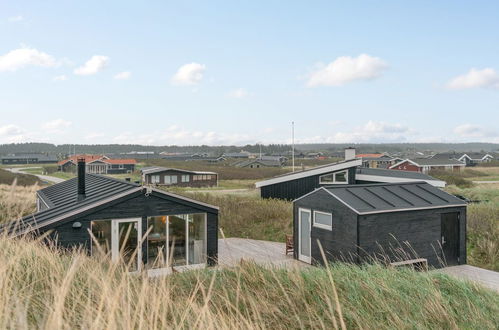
[294,190,466,269]
[294,189,358,265]
[358,206,466,268]
[262,167,356,200]
[42,192,218,265]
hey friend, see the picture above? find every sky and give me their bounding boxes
[1,1,498,146]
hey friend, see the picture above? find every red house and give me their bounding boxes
[390,158,465,174]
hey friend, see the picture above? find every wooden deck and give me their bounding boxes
[438,265,499,292]
[218,238,306,268]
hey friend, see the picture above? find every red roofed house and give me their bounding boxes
[58,155,137,174]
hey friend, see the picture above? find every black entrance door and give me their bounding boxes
[441,213,459,266]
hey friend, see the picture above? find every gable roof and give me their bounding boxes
[3,174,218,236]
[458,153,494,161]
[355,167,446,188]
[295,182,465,215]
[140,166,217,175]
[234,159,283,167]
[255,158,362,188]
[58,155,136,166]
[390,158,466,168]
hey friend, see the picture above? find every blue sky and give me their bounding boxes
[1,1,498,145]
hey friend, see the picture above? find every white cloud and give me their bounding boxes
[446,68,499,90]
[171,63,206,85]
[84,132,106,140]
[0,124,23,136]
[112,125,251,146]
[306,54,388,87]
[8,15,23,22]
[74,55,109,75]
[228,88,249,98]
[0,47,58,72]
[114,71,131,80]
[0,124,26,143]
[53,75,67,81]
[453,124,497,139]
[41,119,72,133]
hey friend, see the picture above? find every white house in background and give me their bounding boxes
[457,153,494,166]
[390,158,466,174]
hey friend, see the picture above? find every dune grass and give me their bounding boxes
[0,236,497,329]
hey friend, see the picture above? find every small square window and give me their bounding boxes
[313,211,332,230]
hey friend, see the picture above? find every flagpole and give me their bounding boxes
[292,121,295,172]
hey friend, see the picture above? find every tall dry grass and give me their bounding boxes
[446,183,499,271]
[0,182,37,223]
[0,184,497,328]
[0,236,498,329]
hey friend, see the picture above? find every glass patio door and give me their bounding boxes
[298,208,312,263]
[112,218,142,272]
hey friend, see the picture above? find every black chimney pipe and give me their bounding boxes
[77,157,86,201]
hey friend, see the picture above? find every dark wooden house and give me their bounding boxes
[293,182,466,268]
[1,153,58,164]
[256,159,446,200]
[141,167,218,188]
[5,159,219,275]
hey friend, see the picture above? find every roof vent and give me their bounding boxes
[77,157,86,201]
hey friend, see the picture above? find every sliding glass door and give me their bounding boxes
[146,213,206,269]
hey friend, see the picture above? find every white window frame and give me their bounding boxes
[151,175,160,184]
[298,208,312,264]
[319,170,349,184]
[313,210,333,230]
[181,174,190,182]
[146,213,208,277]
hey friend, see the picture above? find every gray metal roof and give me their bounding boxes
[234,159,283,167]
[407,158,465,166]
[356,167,437,180]
[320,182,466,214]
[37,174,140,208]
[3,174,141,234]
[3,173,219,235]
[140,166,217,175]
[1,153,58,161]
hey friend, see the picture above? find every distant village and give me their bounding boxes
[1,147,497,174]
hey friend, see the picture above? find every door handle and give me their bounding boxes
[441,236,446,245]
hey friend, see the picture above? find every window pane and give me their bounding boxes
[315,212,332,228]
[169,215,187,266]
[147,216,167,269]
[300,211,310,257]
[91,220,112,256]
[172,175,178,184]
[320,173,335,183]
[334,171,347,182]
[188,214,206,264]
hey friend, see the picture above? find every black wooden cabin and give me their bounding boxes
[256,158,446,200]
[293,182,466,268]
[4,159,219,275]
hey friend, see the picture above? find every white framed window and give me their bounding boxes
[164,175,178,185]
[319,170,348,184]
[181,174,190,182]
[119,164,124,169]
[151,175,160,184]
[313,211,332,230]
